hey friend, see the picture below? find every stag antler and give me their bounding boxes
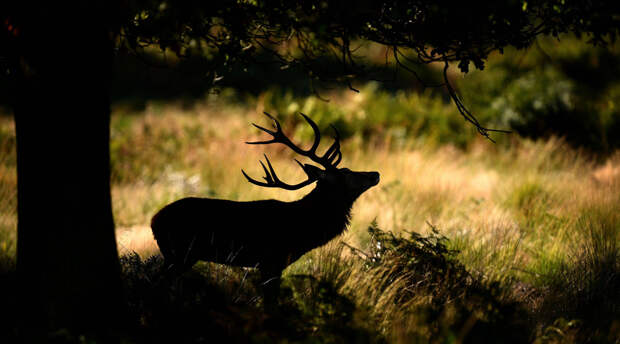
[241,154,315,190]
[242,112,342,190]
[246,112,342,169]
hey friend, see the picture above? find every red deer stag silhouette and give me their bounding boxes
[151,112,380,290]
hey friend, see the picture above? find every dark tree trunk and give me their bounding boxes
[12,5,126,340]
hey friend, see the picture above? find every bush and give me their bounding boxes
[346,223,531,343]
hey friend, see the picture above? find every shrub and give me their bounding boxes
[346,223,531,343]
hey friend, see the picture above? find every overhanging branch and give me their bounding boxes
[442,60,511,142]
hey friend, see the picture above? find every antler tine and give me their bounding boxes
[331,151,342,166]
[297,113,343,169]
[258,159,274,183]
[262,154,282,184]
[246,112,283,145]
[246,112,303,153]
[331,124,341,140]
[315,125,341,168]
[246,111,342,171]
[246,112,311,157]
[241,169,270,187]
[322,125,340,160]
[299,112,321,154]
[242,154,317,190]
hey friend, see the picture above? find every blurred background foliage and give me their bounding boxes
[3,34,617,155]
[461,35,620,154]
[78,34,619,156]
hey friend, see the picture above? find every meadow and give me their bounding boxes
[1,36,620,342]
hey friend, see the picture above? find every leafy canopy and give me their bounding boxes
[2,0,619,135]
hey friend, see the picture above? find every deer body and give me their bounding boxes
[151,178,369,276]
[151,112,379,285]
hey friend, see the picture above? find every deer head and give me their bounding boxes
[242,112,380,202]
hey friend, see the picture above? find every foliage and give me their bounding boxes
[460,36,620,154]
[2,1,620,135]
[113,0,620,136]
[4,1,619,73]
[344,223,530,343]
[111,0,620,73]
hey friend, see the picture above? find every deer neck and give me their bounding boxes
[297,184,353,239]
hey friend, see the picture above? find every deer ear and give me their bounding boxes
[303,164,326,180]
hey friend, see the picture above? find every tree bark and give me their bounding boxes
[13,5,126,339]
